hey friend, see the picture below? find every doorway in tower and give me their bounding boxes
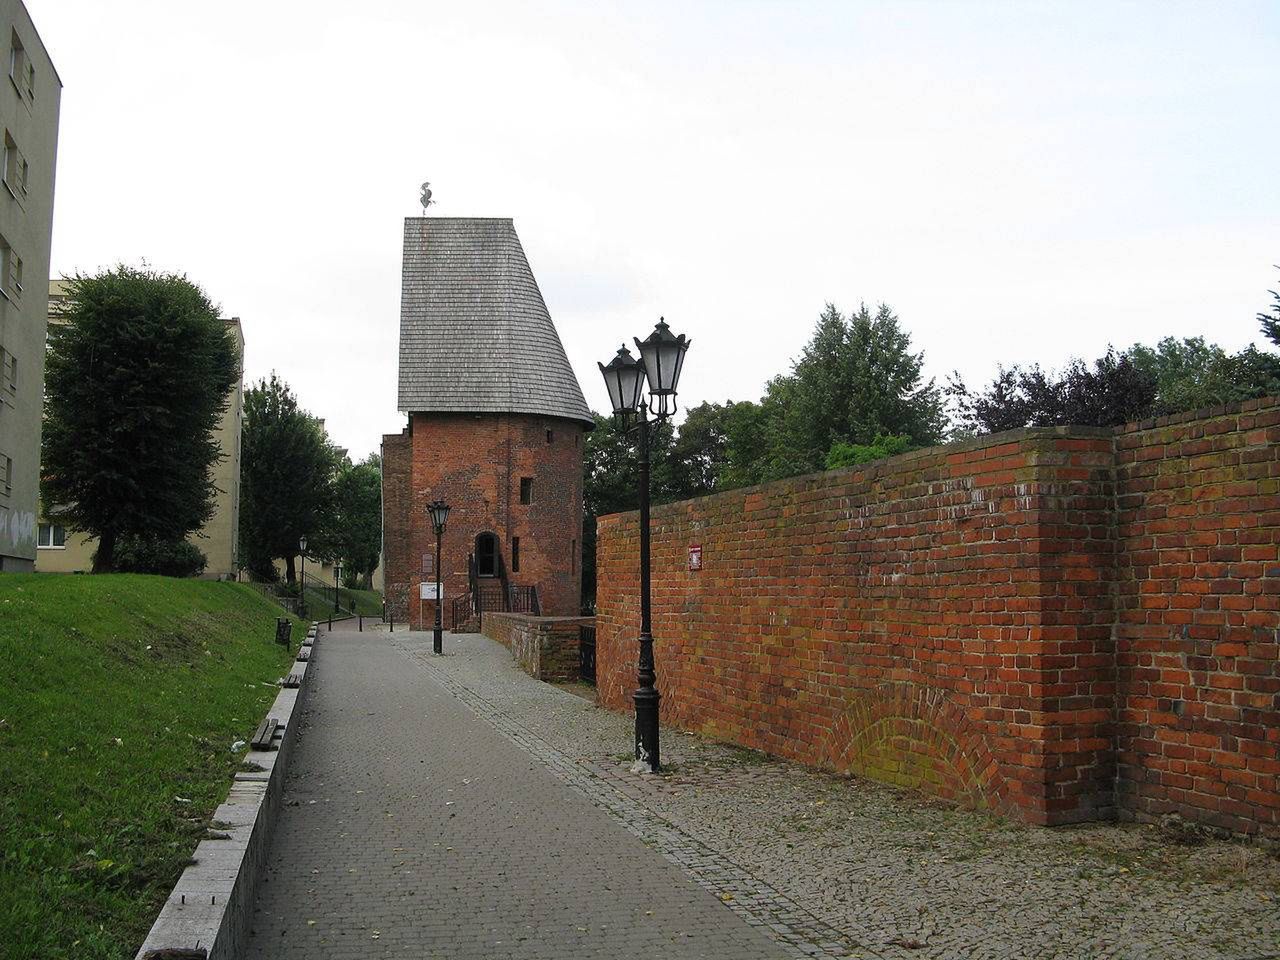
[471,531,506,614]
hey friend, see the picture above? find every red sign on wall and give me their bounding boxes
[688,544,703,571]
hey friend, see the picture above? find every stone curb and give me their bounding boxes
[134,622,321,960]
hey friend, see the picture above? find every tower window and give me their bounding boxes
[546,429,553,444]
[519,477,533,504]
[511,536,520,572]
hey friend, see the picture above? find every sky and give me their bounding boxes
[31,0,1280,459]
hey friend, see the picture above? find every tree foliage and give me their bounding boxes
[825,434,913,469]
[329,454,382,588]
[238,374,339,582]
[1259,270,1280,349]
[720,303,944,485]
[41,267,238,572]
[948,349,1158,434]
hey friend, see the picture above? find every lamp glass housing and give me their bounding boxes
[428,499,451,533]
[634,317,690,406]
[299,535,307,553]
[597,344,646,416]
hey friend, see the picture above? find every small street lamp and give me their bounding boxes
[597,317,690,773]
[427,499,451,655]
[333,564,343,613]
[298,535,308,618]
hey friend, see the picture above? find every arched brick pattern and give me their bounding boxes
[822,684,1007,811]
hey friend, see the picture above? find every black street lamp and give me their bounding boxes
[427,499,451,655]
[333,564,343,613]
[597,317,691,773]
[298,535,308,618]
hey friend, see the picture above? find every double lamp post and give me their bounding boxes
[598,318,691,773]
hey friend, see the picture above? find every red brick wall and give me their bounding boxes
[595,399,1280,835]
[382,412,585,630]
[1113,401,1280,835]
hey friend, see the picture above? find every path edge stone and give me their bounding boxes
[134,622,321,960]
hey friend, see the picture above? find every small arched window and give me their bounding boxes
[475,532,498,577]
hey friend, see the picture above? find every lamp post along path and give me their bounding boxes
[598,319,690,773]
[298,535,308,618]
[428,499,451,655]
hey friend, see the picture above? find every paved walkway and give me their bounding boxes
[243,628,789,959]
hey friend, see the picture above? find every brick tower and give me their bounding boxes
[381,218,593,630]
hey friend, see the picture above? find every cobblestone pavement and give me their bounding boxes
[389,630,1280,960]
[242,628,790,959]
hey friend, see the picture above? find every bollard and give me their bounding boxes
[358,613,363,632]
[328,613,332,630]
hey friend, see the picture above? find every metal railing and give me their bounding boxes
[579,625,596,684]
[450,591,474,631]
[508,584,540,615]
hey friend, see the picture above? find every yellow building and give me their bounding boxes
[36,279,245,578]
[0,0,59,572]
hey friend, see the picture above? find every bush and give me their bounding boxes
[825,434,914,469]
[111,536,208,578]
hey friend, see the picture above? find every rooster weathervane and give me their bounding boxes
[419,181,434,215]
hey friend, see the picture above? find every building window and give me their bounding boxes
[37,522,65,548]
[0,238,22,299]
[0,346,14,403]
[3,131,26,199]
[519,477,533,504]
[511,536,520,572]
[545,429,553,444]
[0,453,11,498]
[8,32,32,102]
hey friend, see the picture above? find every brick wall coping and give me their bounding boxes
[482,612,595,626]
[598,394,1280,526]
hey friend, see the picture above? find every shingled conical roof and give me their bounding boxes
[396,217,593,427]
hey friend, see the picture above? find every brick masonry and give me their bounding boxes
[481,611,594,682]
[595,399,1280,836]
[382,412,585,629]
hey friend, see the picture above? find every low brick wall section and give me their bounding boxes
[482,612,594,682]
[595,399,1280,836]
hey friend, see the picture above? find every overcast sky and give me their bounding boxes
[32,0,1280,458]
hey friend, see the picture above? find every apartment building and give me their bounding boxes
[0,0,58,572]
[37,280,246,578]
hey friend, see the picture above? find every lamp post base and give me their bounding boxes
[634,686,660,772]
[433,626,443,655]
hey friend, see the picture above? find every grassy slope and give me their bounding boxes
[0,575,302,960]
[301,583,382,620]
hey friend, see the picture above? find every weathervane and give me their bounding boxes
[419,181,434,215]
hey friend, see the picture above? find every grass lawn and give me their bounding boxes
[0,574,303,960]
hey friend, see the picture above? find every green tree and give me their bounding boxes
[1126,336,1280,414]
[1259,269,1280,348]
[41,267,238,572]
[238,374,339,583]
[751,303,944,481]
[330,454,382,588]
